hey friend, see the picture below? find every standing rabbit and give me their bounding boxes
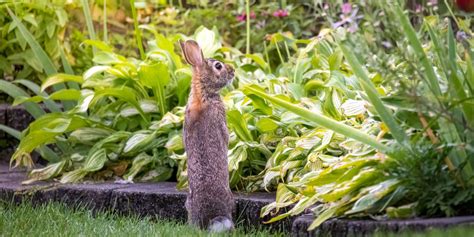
[179,40,235,232]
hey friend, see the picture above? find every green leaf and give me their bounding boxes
[13,89,81,106]
[83,40,114,52]
[256,117,279,132]
[194,26,222,58]
[41,74,84,92]
[308,203,344,230]
[138,62,170,115]
[91,87,148,122]
[245,54,269,71]
[83,65,111,80]
[124,153,154,181]
[345,179,400,215]
[123,131,157,155]
[227,110,253,142]
[60,148,107,183]
[23,160,69,184]
[165,133,184,152]
[69,127,114,144]
[93,51,124,64]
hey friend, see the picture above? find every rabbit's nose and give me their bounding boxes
[226,64,235,72]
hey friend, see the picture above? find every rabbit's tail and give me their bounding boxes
[208,216,234,233]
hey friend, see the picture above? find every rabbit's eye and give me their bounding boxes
[214,62,223,70]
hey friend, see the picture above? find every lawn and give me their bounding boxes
[1,201,473,237]
[0,201,282,237]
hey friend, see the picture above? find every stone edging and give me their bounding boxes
[292,214,474,236]
[0,164,292,233]
[1,165,474,236]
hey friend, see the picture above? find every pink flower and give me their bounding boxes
[428,0,438,6]
[415,4,423,13]
[341,3,352,14]
[272,9,289,18]
[236,11,256,22]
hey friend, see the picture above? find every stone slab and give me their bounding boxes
[292,214,474,237]
[111,183,187,221]
[53,183,131,212]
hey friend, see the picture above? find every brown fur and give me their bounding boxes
[180,40,235,230]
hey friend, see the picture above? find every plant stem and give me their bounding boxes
[103,0,107,42]
[130,0,145,60]
[263,40,271,72]
[274,38,284,65]
[245,0,251,55]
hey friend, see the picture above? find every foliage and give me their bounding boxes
[258,2,474,230]
[0,0,69,83]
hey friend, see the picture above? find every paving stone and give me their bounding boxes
[111,183,187,221]
[0,164,25,174]
[292,214,474,237]
[0,171,26,183]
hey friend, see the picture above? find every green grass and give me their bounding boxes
[0,201,283,237]
[1,201,473,237]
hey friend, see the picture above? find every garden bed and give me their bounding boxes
[1,163,473,236]
[0,104,36,163]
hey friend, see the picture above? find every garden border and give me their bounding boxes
[1,164,474,236]
[0,103,37,163]
[1,105,474,236]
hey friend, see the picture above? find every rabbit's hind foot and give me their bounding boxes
[208,216,234,233]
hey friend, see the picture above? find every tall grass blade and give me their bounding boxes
[59,46,80,90]
[130,0,145,60]
[446,23,474,127]
[81,0,96,41]
[394,5,441,96]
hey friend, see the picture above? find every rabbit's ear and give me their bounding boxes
[180,40,205,67]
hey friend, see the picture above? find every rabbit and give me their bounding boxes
[179,40,235,232]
